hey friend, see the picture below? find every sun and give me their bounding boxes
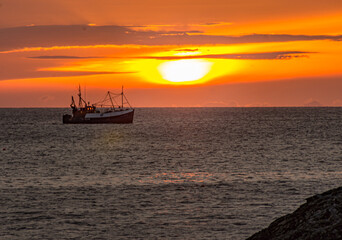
[158,59,213,83]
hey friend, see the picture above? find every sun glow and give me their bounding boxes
[158,59,213,83]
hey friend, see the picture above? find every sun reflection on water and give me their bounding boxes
[139,172,214,184]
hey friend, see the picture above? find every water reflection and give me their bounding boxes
[140,172,214,184]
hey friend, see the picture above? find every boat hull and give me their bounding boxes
[63,109,134,124]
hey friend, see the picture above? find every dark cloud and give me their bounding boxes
[174,48,199,52]
[28,51,311,61]
[0,70,136,81]
[129,51,312,60]
[201,22,222,26]
[0,25,341,52]
[28,55,100,59]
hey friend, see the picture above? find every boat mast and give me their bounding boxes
[78,84,82,108]
[77,84,87,108]
[108,91,115,109]
[70,96,77,110]
[121,86,124,109]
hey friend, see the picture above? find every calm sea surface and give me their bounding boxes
[1,108,342,239]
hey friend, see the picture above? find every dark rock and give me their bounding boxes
[247,186,342,240]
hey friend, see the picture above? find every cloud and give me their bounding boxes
[0,25,341,52]
[28,55,100,59]
[129,51,312,60]
[0,70,136,81]
[194,22,232,26]
[174,48,199,52]
[27,51,311,61]
[40,95,55,102]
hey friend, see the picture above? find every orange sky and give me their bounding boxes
[0,0,342,107]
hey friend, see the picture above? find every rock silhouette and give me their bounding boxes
[247,187,342,240]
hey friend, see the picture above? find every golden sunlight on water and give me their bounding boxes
[158,59,213,83]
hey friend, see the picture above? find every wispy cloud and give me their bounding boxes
[128,51,312,60]
[0,70,136,81]
[27,51,312,61]
[174,48,199,52]
[0,25,341,52]
[28,55,100,59]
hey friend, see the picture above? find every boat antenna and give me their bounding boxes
[84,84,87,105]
[78,84,82,107]
[121,85,124,109]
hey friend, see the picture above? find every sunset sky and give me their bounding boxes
[1,0,342,107]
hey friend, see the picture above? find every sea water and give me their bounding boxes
[1,108,342,239]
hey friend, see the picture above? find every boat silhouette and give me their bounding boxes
[63,86,134,124]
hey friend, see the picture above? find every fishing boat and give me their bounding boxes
[63,86,134,124]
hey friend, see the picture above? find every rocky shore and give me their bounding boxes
[247,186,342,240]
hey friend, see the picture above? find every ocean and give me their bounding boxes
[1,107,342,239]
